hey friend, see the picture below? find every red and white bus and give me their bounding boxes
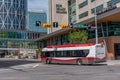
[41,43,106,65]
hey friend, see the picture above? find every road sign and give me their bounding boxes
[74,24,85,28]
[53,22,58,27]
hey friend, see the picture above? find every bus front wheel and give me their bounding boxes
[77,59,83,65]
[46,59,51,64]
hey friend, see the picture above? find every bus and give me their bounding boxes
[41,43,106,65]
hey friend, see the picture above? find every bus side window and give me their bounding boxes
[46,52,50,57]
[69,50,73,57]
[56,51,61,57]
[50,52,53,57]
[81,50,85,57]
[83,50,89,57]
[66,51,70,57]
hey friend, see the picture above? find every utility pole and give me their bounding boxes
[94,0,98,44]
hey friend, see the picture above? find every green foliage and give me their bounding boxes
[68,30,88,44]
[36,48,41,54]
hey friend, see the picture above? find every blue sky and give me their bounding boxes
[28,0,47,12]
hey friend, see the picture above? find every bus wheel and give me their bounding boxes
[77,59,82,65]
[46,59,51,64]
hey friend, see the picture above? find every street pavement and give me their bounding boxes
[0,59,120,80]
[1,58,120,69]
[0,60,120,80]
[0,58,41,68]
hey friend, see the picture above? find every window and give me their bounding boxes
[91,0,95,2]
[79,11,88,19]
[107,0,120,7]
[91,5,103,14]
[78,0,88,9]
[42,51,54,57]
[54,50,89,57]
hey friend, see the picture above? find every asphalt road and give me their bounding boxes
[0,59,120,80]
[0,59,41,68]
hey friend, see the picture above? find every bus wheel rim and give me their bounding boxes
[77,60,81,65]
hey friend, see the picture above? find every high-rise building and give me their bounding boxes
[48,0,69,33]
[0,0,27,30]
[73,0,120,60]
[68,0,76,24]
[28,11,47,33]
[75,0,120,23]
[0,0,46,59]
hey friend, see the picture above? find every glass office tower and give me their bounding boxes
[0,0,39,59]
[0,0,27,30]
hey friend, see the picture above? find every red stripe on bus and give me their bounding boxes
[46,43,93,48]
[81,57,106,61]
[52,58,77,62]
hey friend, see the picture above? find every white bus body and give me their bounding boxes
[41,43,106,65]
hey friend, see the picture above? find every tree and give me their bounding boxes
[36,48,42,59]
[68,30,88,44]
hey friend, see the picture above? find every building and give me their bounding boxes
[75,0,120,60]
[0,0,47,59]
[28,11,47,33]
[37,0,120,60]
[48,0,69,33]
[0,0,27,30]
[68,0,76,24]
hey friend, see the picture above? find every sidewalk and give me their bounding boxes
[106,60,120,65]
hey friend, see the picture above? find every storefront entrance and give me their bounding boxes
[114,43,120,60]
[0,50,7,58]
[0,52,5,58]
[0,50,19,58]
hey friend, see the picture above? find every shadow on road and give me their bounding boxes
[0,59,41,68]
[45,63,107,66]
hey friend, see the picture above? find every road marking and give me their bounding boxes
[32,64,40,68]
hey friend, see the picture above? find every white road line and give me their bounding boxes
[32,64,40,68]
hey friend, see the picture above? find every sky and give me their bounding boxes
[28,0,47,12]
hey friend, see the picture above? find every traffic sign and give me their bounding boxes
[74,24,85,28]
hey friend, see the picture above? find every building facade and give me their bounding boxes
[48,0,69,33]
[75,0,120,60]
[68,0,76,24]
[28,11,47,33]
[37,0,120,60]
[0,0,47,59]
[0,0,27,30]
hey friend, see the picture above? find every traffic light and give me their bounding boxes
[86,25,96,31]
[69,23,73,28]
[86,25,91,30]
[42,23,51,28]
[53,22,58,28]
[60,24,68,29]
[36,21,41,26]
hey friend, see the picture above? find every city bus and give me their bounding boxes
[41,43,106,65]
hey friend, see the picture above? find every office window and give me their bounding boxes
[91,5,103,14]
[79,11,88,19]
[91,0,95,2]
[107,0,120,7]
[78,0,88,9]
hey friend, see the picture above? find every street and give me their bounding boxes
[0,59,120,80]
[0,59,41,68]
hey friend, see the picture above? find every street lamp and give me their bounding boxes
[94,0,98,44]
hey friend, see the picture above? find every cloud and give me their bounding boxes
[28,0,47,12]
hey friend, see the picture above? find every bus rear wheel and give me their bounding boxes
[77,59,83,65]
